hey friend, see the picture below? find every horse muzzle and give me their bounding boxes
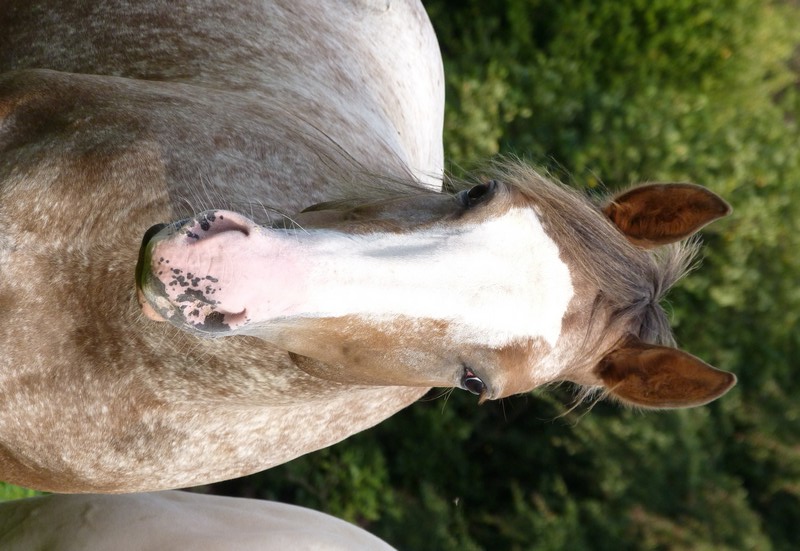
[136,209,315,337]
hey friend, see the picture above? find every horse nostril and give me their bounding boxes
[136,223,169,290]
[141,223,168,247]
[141,219,189,248]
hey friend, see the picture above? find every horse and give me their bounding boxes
[0,0,735,501]
[0,491,396,550]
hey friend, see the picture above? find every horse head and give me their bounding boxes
[137,163,735,407]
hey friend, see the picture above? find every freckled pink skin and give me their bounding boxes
[144,211,311,332]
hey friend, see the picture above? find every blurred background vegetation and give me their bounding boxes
[2,0,798,549]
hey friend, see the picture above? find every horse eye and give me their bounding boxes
[461,368,487,396]
[459,180,497,207]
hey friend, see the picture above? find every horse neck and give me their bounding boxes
[1,0,444,191]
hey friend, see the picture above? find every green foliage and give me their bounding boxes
[260,442,398,524]
[432,0,800,184]
[227,1,800,550]
[0,482,42,501]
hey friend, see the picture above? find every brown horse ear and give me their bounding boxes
[595,336,736,409]
[602,183,731,248]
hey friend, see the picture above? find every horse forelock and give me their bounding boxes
[462,160,699,349]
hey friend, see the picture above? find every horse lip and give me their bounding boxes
[135,220,190,321]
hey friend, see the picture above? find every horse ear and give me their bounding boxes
[602,183,731,248]
[595,335,736,409]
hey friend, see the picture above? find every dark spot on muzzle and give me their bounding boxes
[201,311,231,332]
[198,211,217,231]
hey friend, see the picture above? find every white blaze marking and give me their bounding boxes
[277,208,574,348]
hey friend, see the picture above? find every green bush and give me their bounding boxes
[0,482,42,501]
